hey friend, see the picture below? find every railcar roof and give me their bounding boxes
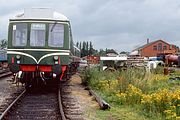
[10,8,69,21]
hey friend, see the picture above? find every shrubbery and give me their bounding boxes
[81,67,180,119]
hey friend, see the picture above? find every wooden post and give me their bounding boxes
[88,89,110,110]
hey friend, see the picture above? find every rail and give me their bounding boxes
[58,86,66,120]
[0,72,12,79]
[0,90,26,119]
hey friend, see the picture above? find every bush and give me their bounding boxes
[81,67,180,119]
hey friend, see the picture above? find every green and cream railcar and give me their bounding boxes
[7,8,80,86]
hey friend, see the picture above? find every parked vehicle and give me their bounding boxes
[100,56,127,71]
[0,49,7,68]
[7,8,81,88]
[79,59,88,69]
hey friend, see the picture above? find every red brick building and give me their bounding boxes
[83,56,100,64]
[131,39,178,57]
[87,56,100,64]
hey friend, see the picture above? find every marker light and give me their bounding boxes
[16,55,21,59]
[54,56,58,60]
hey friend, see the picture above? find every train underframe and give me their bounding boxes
[10,62,79,88]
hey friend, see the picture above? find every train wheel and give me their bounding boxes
[23,72,33,89]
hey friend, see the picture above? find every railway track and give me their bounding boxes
[60,82,84,120]
[0,81,84,120]
[0,68,12,79]
[0,90,26,120]
[0,86,62,120]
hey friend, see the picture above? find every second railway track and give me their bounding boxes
[0,68,12,79]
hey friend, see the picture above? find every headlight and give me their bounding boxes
[54,56,58,60]
[16,55,21,59]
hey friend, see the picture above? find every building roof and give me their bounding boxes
[11,8,69,21]
[100,56,127,61]
[133,39,172,51]
[129,50,139,56]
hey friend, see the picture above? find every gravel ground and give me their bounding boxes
[69,74,99,120]
[0,76,24,105]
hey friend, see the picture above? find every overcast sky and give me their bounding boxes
[1,0,180,52]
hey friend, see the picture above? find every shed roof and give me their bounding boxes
[100,56,127,61]
[133,39,171,51]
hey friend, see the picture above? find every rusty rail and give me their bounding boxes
[58,86,66,120]
[0,90,26,119]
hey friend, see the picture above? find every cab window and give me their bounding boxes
[30,23,46,46]
[12,23,27,46]
[48,24,64,47]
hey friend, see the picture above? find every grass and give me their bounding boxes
[95,106,154,120]
[85,106,148,120]
[81,66,180,120]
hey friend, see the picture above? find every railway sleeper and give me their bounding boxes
[63,105,80,109]
[8,115,58,120]
[64,109,82,115]
[65,114,84,120]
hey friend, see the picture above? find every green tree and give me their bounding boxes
[81,41,86,57]
[89,41,93,55]
[79,42,82,50]
[99,49,106,56]
[76,42,79,48]
[86,41,89,56]
[106,49,117,54]
[93,49,98,55]
[77,41,98,57]
[0,39,7,49]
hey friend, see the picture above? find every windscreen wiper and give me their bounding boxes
[51,22,57,32]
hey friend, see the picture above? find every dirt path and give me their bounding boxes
[69,74,99,120]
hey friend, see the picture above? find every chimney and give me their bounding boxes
[147,38,149,44]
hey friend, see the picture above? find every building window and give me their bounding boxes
[163,45,167,50]
[153,45,157,50]
[158,43,162,50]
[170,45,172,50]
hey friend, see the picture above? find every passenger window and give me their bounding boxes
[12,23,27,46]
[30,23,46,46]
[48,24,64,47]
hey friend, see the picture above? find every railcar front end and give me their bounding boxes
[7,8,80,88]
